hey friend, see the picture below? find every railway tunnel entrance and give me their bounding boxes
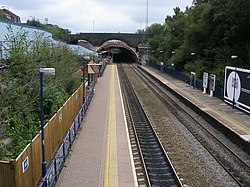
[96,40,139,63]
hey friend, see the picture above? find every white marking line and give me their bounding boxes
[240,135,250,142]
[201,108,211,111]
[116,65,138,187]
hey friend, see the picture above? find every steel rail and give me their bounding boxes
[133,64,250,187]
[118,64,183,187]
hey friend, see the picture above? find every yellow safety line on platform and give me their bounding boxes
[105,65,118,187]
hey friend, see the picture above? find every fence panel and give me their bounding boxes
[48,115,60,158]
[0,161,15,187]
[14,145,33,187]
[44,122,52,166]
[0,83,85,187]
[31,134,42,186]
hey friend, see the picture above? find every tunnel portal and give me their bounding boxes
[97,40,138,63]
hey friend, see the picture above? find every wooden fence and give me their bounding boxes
[0,83,91,187]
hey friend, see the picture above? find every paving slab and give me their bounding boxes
[56,65,136,187]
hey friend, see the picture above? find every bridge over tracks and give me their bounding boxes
[70,33,143,49]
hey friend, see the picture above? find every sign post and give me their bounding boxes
[203,72,208,93]
[224,66,250,113]
[190,71,196,89]
[209,74,216,97]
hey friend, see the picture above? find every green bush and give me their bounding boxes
[0,25,82,159]
[144,0,250,77]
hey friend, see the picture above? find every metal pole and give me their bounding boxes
[231,55,238,109]
[82,60,85,82]
[194,56,196,88]
[172,51,175,70]
[232,67,237,109]
[146,0,149,65]
[146,0,148,28]
[191,53,196,89]
[82,59,85,104]
[39,72,47,185]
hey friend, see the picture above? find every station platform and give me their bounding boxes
[140,65,250,143]
[56,65,137,187]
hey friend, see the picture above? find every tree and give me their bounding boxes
[26,18,71,42]
[143,0,250,86]
[0,10,7,20]
[1,26,81,159]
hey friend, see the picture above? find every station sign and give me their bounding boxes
[203,72,208,93]
[203,72,208,89]
[224,66,250,113]
[209,74,216,97]
[22,156,29,173]
[209,74,216,91]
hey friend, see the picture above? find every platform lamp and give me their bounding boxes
[191,52,196,88]
[160,50,163,64]
[83,56,90,102]
[159,50,163,72]
[39,68,55,186]
[172,51,175,70]
[231,55,238,109]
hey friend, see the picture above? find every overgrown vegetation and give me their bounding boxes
[26,18,71,42]
[144,0,250,87]
[0,25,83,159]
[0,10,7,20]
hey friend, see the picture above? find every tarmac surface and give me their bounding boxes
[141,65,250,143]
[56,65,136,187]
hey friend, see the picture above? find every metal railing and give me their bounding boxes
[38,87,94,187]
[148,62,224,99]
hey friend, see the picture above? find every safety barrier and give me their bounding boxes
[38,86,94,187]
[148,62,223,99]
[0,84,95,187]
[99,60,107,77]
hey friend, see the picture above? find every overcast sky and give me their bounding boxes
[1,0,192,34]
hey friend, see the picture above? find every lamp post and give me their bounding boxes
[146,0,148,28]
[83,56,90,81]
[191,52,196,88]
[151,50,155,64]
[146,0,149,65]
[172,51,175,70]
[231,55,238,109]
[39,68,55,185]
[160,50,163,72]
[83,56,90,100]
[160,50,163,62]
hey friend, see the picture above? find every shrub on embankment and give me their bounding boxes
[0,26,82,160]
[143,0,250,87]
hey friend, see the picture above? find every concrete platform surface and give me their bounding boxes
[56,65,136,187]
[141,65,250,143]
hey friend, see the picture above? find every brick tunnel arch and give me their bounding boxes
[70,33,142,48]
[96,40,139,63]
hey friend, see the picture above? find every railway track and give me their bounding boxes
[130,64,250,187]
[118,64,183,187]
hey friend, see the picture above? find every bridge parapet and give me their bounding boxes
[70,33,143,48]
